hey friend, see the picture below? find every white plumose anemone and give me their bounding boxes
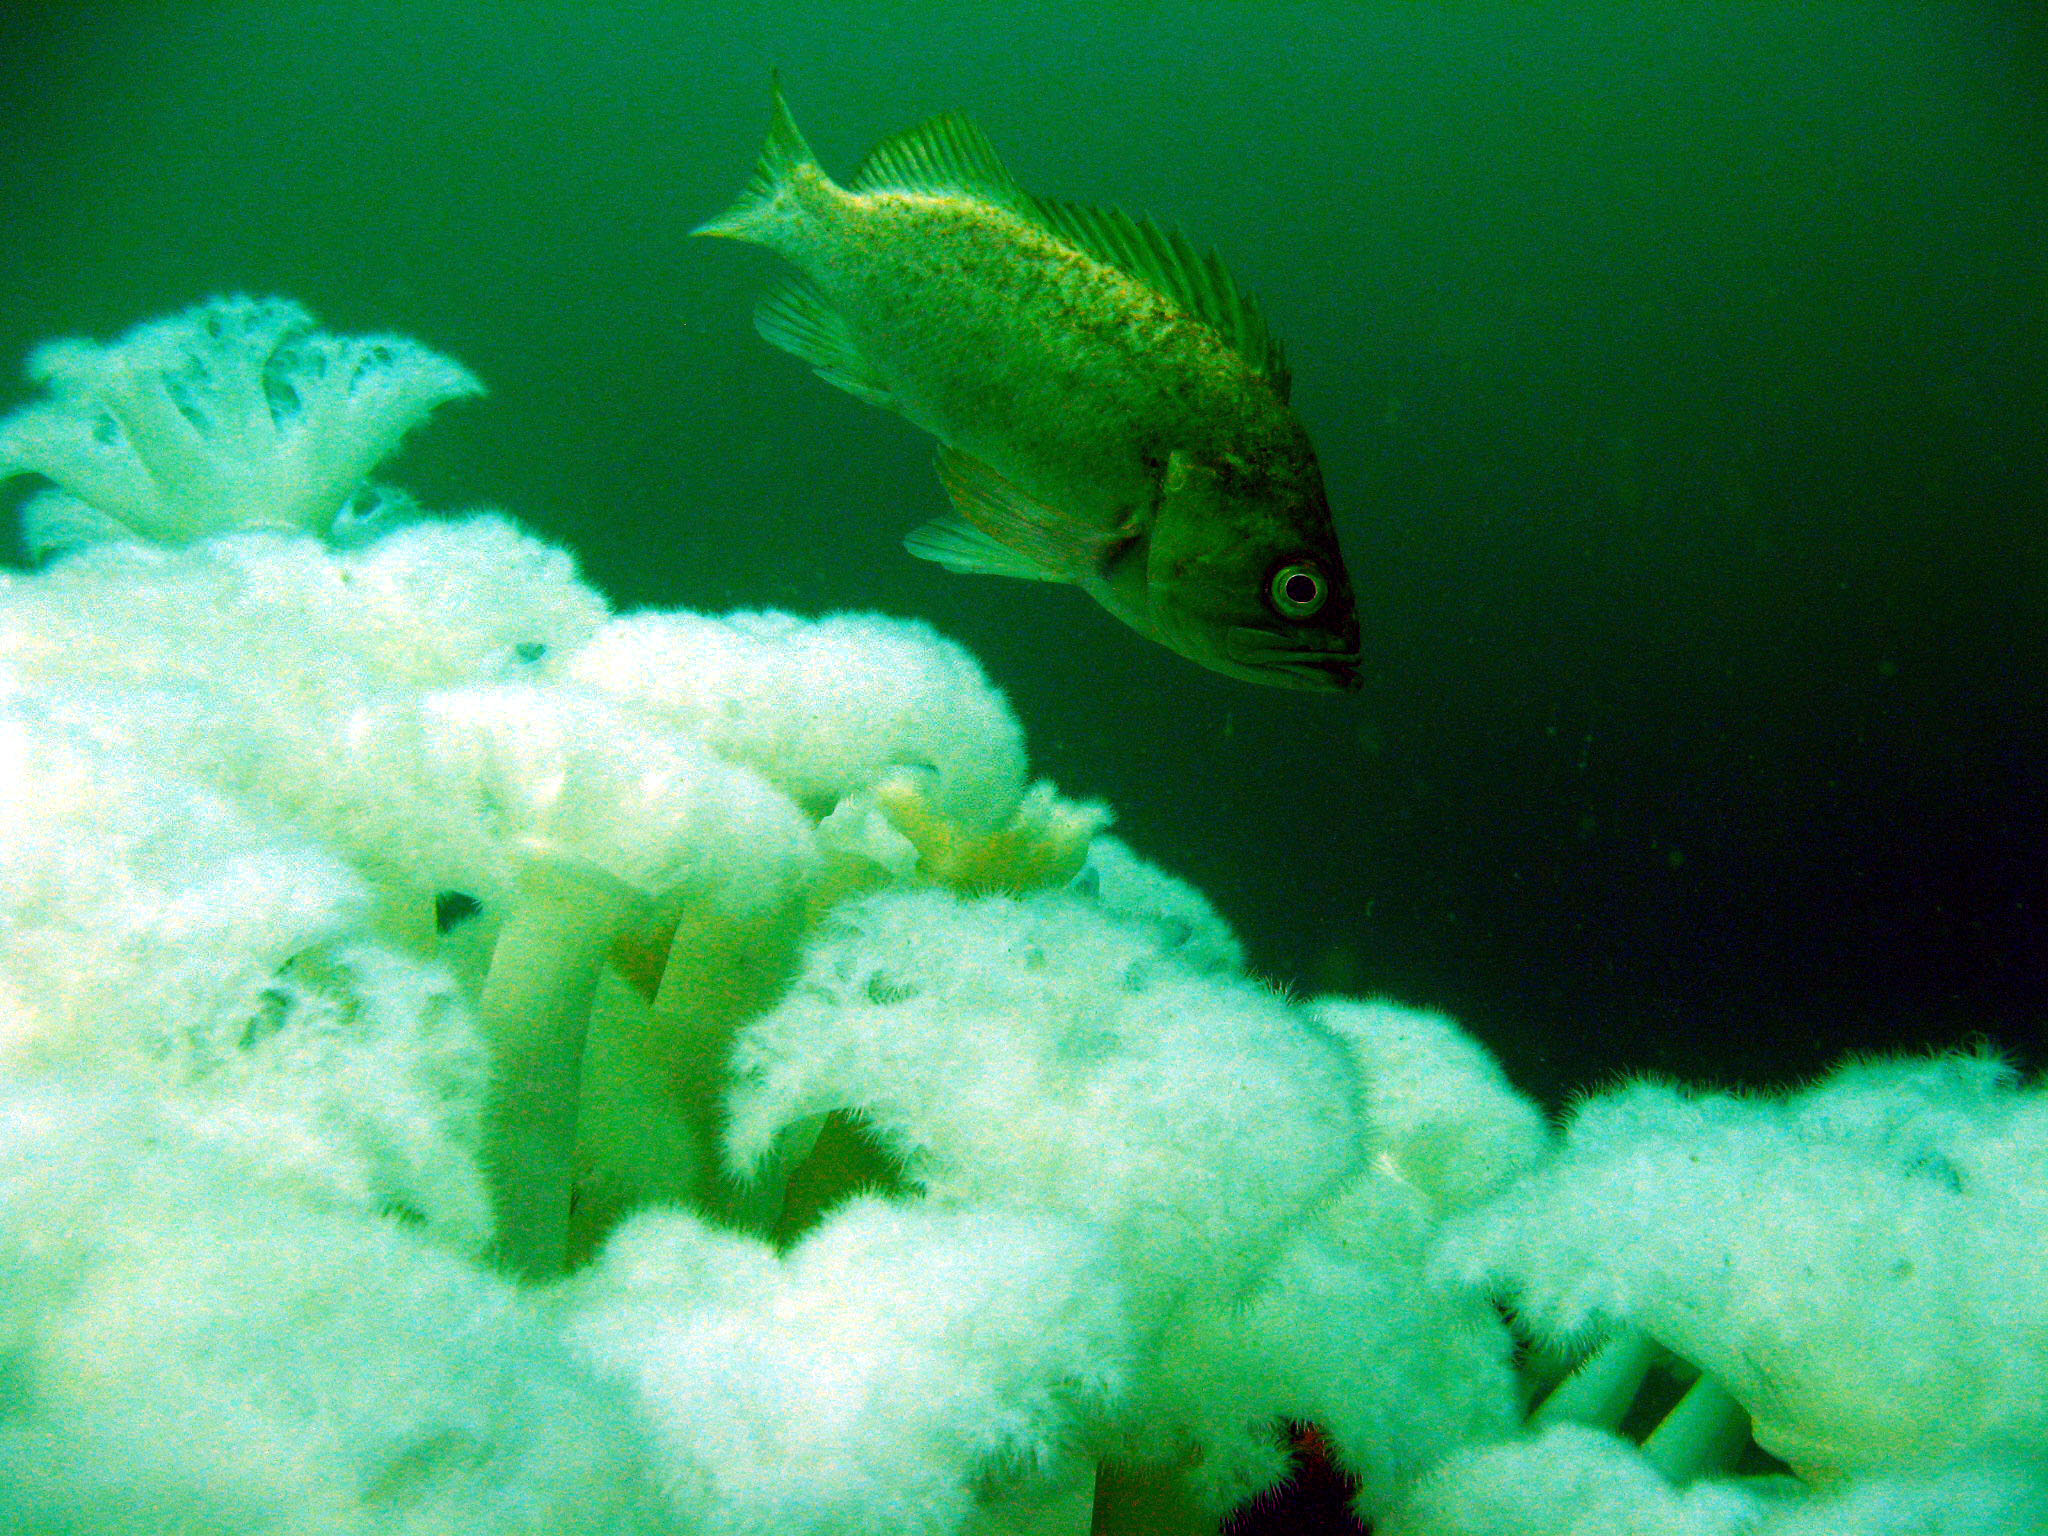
[3,298,2041,1536]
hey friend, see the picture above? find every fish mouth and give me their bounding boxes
[1225,627,1363,693]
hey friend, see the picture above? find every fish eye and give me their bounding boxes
[1268,562,1326,619]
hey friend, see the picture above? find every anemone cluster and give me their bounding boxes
[0,298,2040,1535]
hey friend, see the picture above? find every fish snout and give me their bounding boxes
[1224,625,1363,693]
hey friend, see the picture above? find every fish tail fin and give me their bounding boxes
[694,75,822,243]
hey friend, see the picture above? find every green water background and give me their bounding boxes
[2,1,2042,1105]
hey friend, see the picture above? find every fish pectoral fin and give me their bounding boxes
[754,277,893,407]
[932,447,1109,581]
[903,516,1066,581]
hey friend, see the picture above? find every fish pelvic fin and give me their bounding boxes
[920,447,1122,582]
[754,275,893,407]
[693,76,821,243]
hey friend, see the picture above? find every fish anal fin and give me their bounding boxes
[754,277,893,408]
[932,446,1108,581]
[850,112,1036,220]
[1033,196,1290,399]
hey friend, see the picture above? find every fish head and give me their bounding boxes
[1143,449,1362,693]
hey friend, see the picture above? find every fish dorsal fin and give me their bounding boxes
[1033,197,1291,400]
[851,112,1034,217]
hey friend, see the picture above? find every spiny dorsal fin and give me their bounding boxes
[851,112,1034,218]
[1033,197,1291,400]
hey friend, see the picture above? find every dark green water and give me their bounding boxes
[3,1,2043,1107]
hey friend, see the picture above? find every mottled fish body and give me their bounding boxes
[697,86,1361,692]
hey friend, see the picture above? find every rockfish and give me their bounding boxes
[696,85,1361,692]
